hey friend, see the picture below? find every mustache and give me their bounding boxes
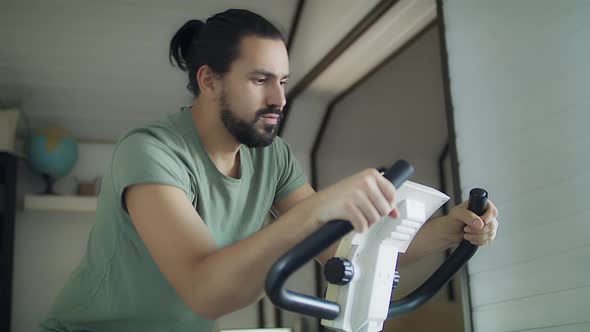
[256,108,283,119]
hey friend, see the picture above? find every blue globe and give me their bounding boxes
[27,127,78,194]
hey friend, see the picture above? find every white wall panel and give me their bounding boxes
[443,1,590,331]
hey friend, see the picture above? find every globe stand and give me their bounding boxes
[41,173,58,195]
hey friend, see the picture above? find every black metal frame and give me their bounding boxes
[436,1,473,330]
[0,153,18,332]
[438,143,457,302]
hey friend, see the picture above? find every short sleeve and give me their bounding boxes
[273,137,307,203]
[111,131,191,213]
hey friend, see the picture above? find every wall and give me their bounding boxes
[443,1,590,331]
[286,0,380,91]
[12,143,113,332]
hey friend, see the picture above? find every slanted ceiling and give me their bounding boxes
[1,0,434,143]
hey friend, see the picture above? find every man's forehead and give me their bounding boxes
[235,36,289,77]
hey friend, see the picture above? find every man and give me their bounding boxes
[41,9,499,332]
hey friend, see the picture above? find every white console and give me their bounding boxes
[321,181,449,332]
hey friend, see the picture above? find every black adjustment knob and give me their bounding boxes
[324,257,354,285]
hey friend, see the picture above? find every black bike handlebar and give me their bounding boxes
[388,188,487,318]
[265,160,488,321]
[264,160,414,319]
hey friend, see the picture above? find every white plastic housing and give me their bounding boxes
[321,181,449,332]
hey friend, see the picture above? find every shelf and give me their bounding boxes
[24,194,97,212]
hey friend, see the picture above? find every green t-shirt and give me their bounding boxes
[40,107,307,332]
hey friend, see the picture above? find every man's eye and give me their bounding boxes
[254,78,266,84]
[280,81,288,86]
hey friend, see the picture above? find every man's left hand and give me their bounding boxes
[444,200,499,246]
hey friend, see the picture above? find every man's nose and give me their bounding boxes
[267,81,287,109]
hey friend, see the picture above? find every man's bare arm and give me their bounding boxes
[126,183,323,320]
[271,183,339,266]
[125,169,402,319]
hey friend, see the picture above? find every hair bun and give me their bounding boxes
[186,19,205,36]
[169,19,205,71]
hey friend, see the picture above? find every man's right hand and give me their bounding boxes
[308,168,399,233]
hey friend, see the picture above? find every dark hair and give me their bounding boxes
[169,9,285,97]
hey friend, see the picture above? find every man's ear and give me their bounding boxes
[196,65,220,98]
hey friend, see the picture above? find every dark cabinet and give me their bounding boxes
[0,152,18,331]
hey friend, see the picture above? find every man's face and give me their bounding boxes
[218,35,289,147]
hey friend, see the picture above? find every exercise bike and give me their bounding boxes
[265,160,488,332]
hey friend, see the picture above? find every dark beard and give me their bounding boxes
[219,92,282,148]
